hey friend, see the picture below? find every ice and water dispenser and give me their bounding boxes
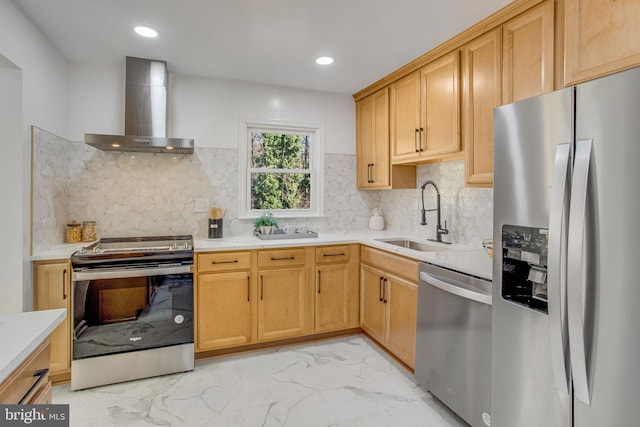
[501,225,549,313]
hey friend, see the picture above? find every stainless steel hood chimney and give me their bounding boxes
[84,57,194,154]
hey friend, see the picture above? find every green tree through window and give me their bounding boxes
[250,131,311,210]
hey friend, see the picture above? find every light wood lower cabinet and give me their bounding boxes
[195,245,363,354]
[0,338,52,404]
[360,264,387,342]
[257,266,307,341]
[196,251,255,352]
[384,274,418,367]
[314,245,360,333]
[315,263,351,332]
[360,246,419,368]
[33,261,71,381]
[197,271,253,350]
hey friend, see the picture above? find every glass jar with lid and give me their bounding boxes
[81,221,97,242]
[66,220,82,243]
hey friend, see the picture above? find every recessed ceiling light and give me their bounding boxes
[315,56,334,65]
[134,26,158,38]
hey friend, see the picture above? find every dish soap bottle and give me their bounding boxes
[369,208,384,231]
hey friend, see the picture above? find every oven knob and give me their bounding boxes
[174,315,184,324]
[172,242,178,249]
[79,247,87,254]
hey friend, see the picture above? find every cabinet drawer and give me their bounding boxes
[361,246,418,283]
[315,245,350,264]
[258,248,306,268]
[197,251,251,272]
[0,339,51,404]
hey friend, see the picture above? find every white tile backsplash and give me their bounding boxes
[377,161,493,248]
[31,128,492,252]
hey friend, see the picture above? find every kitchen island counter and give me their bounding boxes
[0,309,66,383]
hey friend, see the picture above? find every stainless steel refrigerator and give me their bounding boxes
[492,66,640,427]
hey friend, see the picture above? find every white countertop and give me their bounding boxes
[0,309,66,383]
[31,230,493,280]
[193,229,493,280]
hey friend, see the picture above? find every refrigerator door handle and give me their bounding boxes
[548,142,571,395]
[567,138,596,405]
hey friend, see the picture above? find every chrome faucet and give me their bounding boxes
[420,180,451,244]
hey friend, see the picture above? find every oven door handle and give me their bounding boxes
[73,265,193,281]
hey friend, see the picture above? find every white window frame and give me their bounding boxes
[238,118,325,219]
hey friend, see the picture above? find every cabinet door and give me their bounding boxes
[356,88,391,189]
[196,271,252,351]
[464,29,502,187]
[503,0,554,103]
[385,273,418,369]
[420,50,461,157]
[34,262,70,375]
[360,264,386,343]
[565,0,640,85]
[257,267,306,341]
[315,264,350,333]
[390,71,421,162]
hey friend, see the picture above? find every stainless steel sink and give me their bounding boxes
[374,238,449,252]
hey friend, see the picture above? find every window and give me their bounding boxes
[238,119,324,218]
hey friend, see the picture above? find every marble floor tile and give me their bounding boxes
[53,336,469,427]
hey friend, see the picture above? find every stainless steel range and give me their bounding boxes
[70,235,194,390]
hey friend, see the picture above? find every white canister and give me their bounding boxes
[369,208,384,231]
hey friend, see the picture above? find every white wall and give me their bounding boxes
[0,58,23,313]
[67,66,356,154]
[0,0,70,312]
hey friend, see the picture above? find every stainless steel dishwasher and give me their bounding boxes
[415,262,492,427]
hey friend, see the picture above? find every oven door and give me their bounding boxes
[72,264,193,360]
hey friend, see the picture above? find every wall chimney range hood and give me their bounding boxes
[84,57,194,154]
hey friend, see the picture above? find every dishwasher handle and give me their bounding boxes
[420,272,492,305]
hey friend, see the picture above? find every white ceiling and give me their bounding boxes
[15,0,511,95]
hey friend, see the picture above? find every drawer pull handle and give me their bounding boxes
[379,276,384,302]
[247,274,251,302]
[323,253,345,257]
[211,260,239,265]
[62,268,67,300]
[318,270,321,294]
[19,368,49,404]
[271,256,295,261]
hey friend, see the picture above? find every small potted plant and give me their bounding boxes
[254,212,279,235]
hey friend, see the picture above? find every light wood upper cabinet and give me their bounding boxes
[34,261,70,380]
[357,88,416,190]
[464,0,555,188]
[390,71,421,161]
[564,0,640,85]
[420,51,462,158]
[503,0,555,103]
[390,50,461,164]
[196,270,253,351]
[356,88,390,189]
[463,28,502,187]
